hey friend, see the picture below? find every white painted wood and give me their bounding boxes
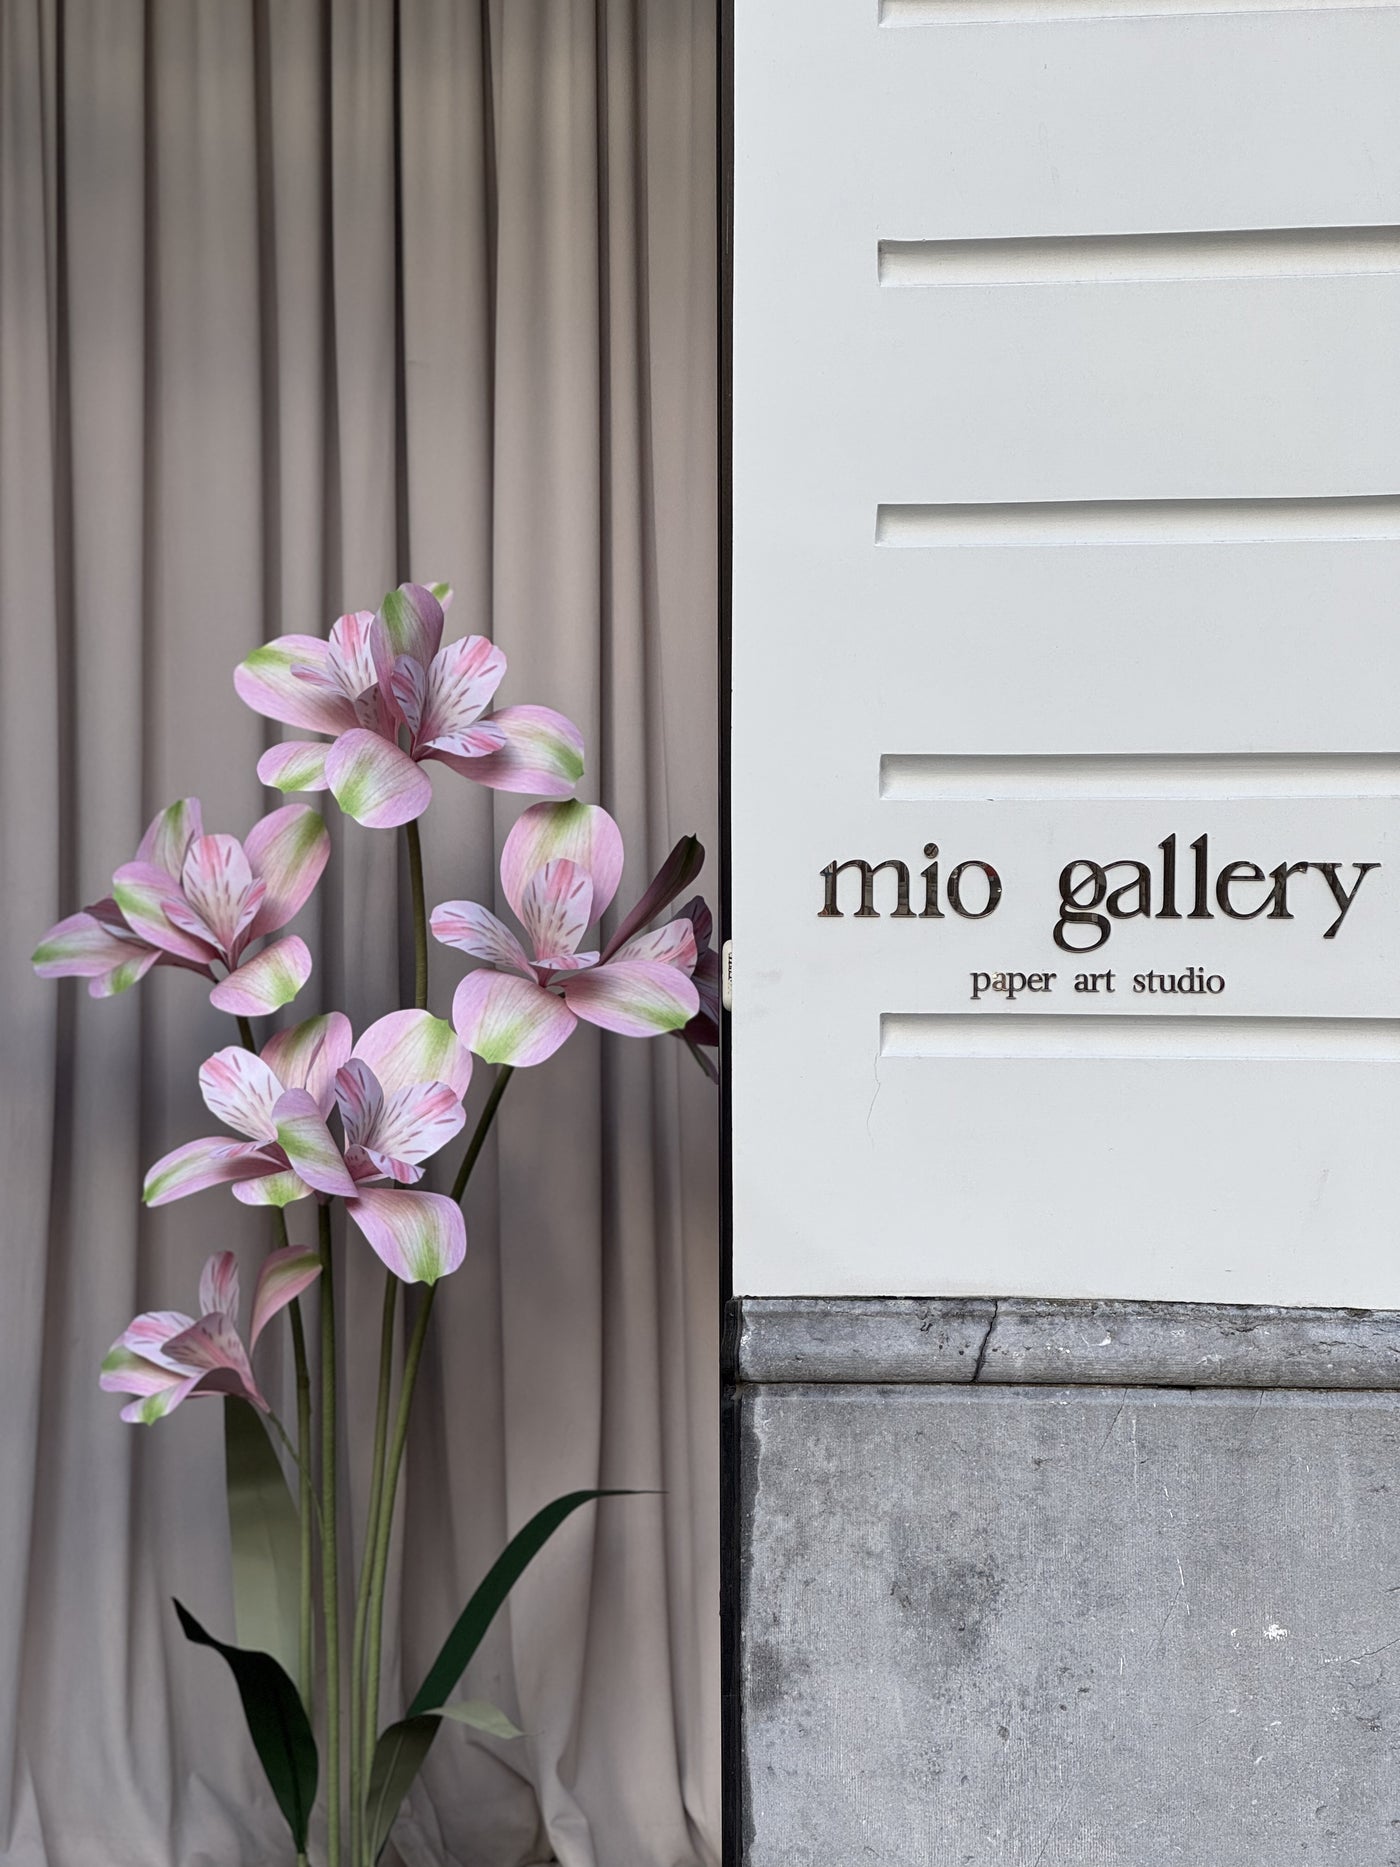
[730,0,1400,1304]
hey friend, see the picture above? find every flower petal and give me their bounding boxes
[232,1171,312,1207]
[161,1315,263,1408]
[235,634,361,733]
[346,1187,466,1285]
[437,704,583,798]
[112,862,219,963]
[332,1057,383,1154]
[257,740,331,794]
[135,798,205,879]
[417,635,508,754]
[500,800,624,921]
[210,935,314,1016]
[261,1011,354,1114]
[519,859,594,965]
[248,1247,323,1348]
[377,583,446,668]
[325,728,433,828]
[180,835,260,955]
[327,611,382,704]
[272,1088,357,1197]
[611,916,698,974]
[199,1047,283,1139]
[199,1251,241,1321]
[361,1079,466,1167]
[428,901,536,980]
[560,958,700,1038]
[451,970,576,1067]
[112,1310,198,1372]
[600,836,705,960]
[143,1137,280,1206]
[350,1009,473,1098]
[243,805,330,938]
[31,912,158,992]
[100,1346,187,1401]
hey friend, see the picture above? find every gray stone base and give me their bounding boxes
[730,1298,1400,1867]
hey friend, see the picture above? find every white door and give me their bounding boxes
[730,0,1400,1306]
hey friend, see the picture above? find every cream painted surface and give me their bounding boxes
[730,0,1400,1302]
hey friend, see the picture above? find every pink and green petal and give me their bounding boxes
[112,862,219,964]
[350,1009,473,1099]
[612,916,699,974]
[248,1247,323,1347]
[257,740,331,794]
[325,728,433,828]
[561,958,700,1038]
[437,703,584,799]
[428,900,536,980]
[500,800,624,922]
[271,1088,358,1197]
[262,1011,354,1114]
[114,1310,198,1370]
[210,935,313,1016]
[144,1137,279,1206]
[377,583,446,668]
[519,858,593,965]
[163,1315,263,1408]
[199,1251,241,1321]
[135,798,205,880]
[451,970,577,1068]
[243,804,330,937]
[347,1187,466,1285]
[601,836,705,960]
[232,1170,312,1207]
[360,1078,466,1166]
[417,635,508,754]
[178,835,262,955]
[119,1376,201,1425]
[31,912,157,990]
[199,1047,284,1140]
[235,634,361,734]
[100,1346,185,1401]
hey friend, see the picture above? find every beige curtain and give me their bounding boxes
[0,3,719,1862]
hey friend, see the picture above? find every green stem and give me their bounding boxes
[289,1295,314,1710]
[318,1201,342,1867]
[236,1015,257,1053]
[450,1066,514,1205]
[404,819,428,1011]
[350,1274,398,1864]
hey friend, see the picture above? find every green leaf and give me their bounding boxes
[438,1698,524,1739]
[224,1399,301,1683]
[173,1599,318,1851]
[366,1490,635,1859]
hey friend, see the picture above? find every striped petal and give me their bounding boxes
[361,1075,466,1168]
[210,935,313,1016]
[179,835,262,955]
[611,916,698,974]
[272,1088,357,1196]
[199,1047,283,1139]
[232,1170,312,1208]
[451,970,577,1068]
[417,635,508,754]
[257,740,331,794]
[332,1057,382,1155]
[600,836,705,960]
[243,805,330,937]
[435,703,583,798]
[100,1346,185,1399]
[143,1137,279,1206]
[135,798,205,879]
[162,1315,263,1408]
[429,900,536,980]
[199,1251,241,1321]
[350,1009,473,1099]
[501,800,624,921]
[561,958,699,1038]
[248,1247,323,1348]
[519,859,593,966]
[346,1187,466,1285]
[328,611,382,704]
[377,583,446,668]
[111,1311,197,1372]
[112,862,219,963]
[325,728,433,828]
[384,653,427,736]
[32,912,159,994]
[261,1011,353,1115]
[235,634,361,734]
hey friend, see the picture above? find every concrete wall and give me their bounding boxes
[729,1298,1400,1866]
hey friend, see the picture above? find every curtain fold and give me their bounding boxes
[0,3,719,1862]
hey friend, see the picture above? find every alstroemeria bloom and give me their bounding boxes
[430,801,702,1068]
[235,582,585,829]
[100,1247,321,1424]
[32,797,327,1017]
[143,1010,474,1283]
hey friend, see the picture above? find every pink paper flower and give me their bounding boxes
[32,797,328,1017]
[430,802,702,1068]
[142,1010,474,1283]
[100,1247,321,1424]
[235,583,585,828]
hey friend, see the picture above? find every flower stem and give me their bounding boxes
[236,1015,257,1053]
[450,1066,513,1205]
[289,1296,314,1710]
[317,1200,342,1867]
[350,1273,397,1864]
[404,819,428,1011]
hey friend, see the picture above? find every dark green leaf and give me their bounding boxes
[365,1703,522,1861]
[173,1599,318,1850]
[224,1399,301,1681]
